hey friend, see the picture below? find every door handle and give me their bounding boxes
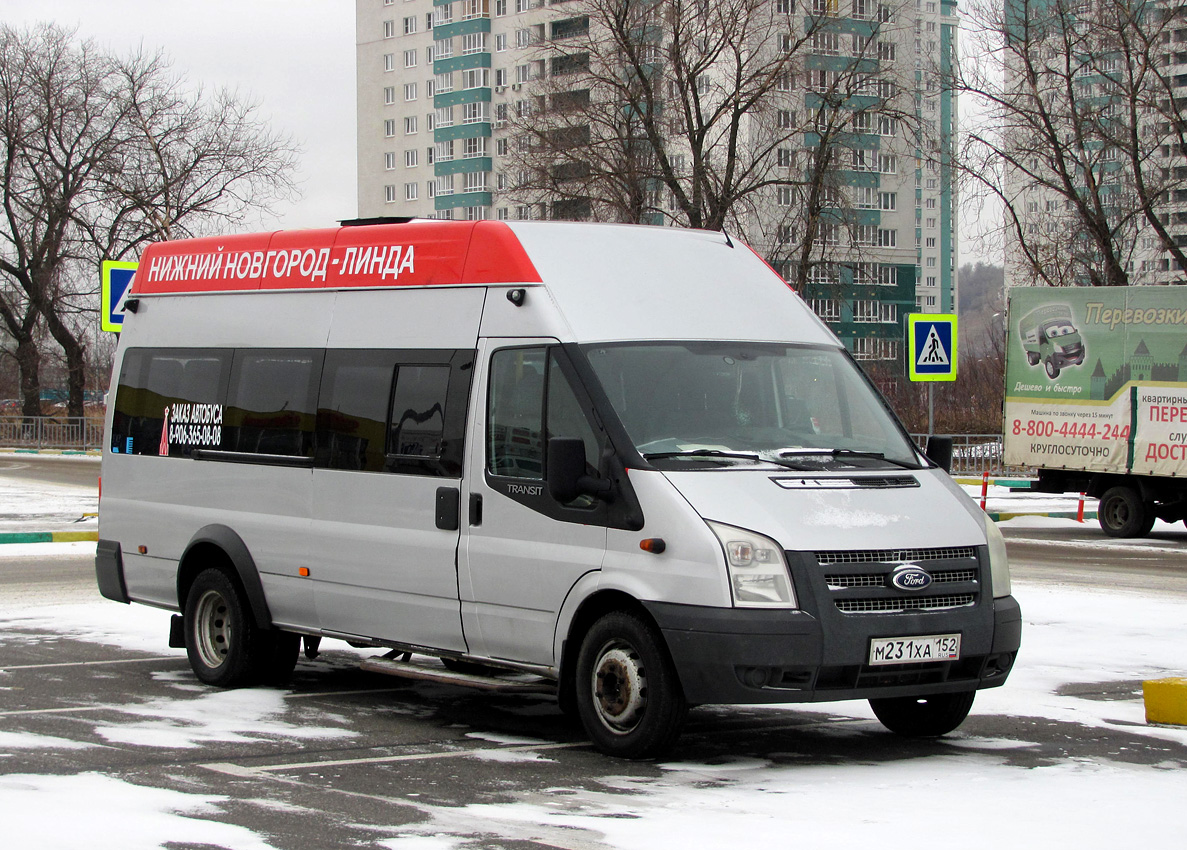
[469,493,483,527]
[435,487,460,531]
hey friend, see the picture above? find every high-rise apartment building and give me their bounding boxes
[356,0,957,365]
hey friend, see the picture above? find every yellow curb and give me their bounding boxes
[50,531,99,543]
[1143,678,1187,726]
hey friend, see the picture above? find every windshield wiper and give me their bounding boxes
[644,449,763,463]
[776,448,919,470]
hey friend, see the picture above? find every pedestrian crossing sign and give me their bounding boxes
[907,314,958,381]
[101,260,139,333]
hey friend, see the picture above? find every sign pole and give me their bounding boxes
[928,383,934,437]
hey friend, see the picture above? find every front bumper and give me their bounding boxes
[645,595,1021,705]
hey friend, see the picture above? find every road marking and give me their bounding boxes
[203,740,584,774]
[0,655,183,671]
[0,704,121,717]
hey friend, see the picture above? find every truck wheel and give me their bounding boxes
[1027,351,1040,366]
[1098,486,1153,538]
[575,610,687,758]
[185,568,295,687]
[1044,358,1060,379]
[870,691,976,737]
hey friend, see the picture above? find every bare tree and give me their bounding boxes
[499,0,920,293]
[0,24,298,417]
[955,0,1187,287]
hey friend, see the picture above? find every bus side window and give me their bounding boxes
[224,350,322,458]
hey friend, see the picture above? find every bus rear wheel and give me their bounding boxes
[184,568,297,687]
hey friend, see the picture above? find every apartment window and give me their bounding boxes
[435,38,453,60]
[463,32,487,54]
[852,0,873,18]
[462,171,488,192]
[427,113,435,131]
[436,106,454,127]
[878,116,896,136]
[776,71,793,92]
[462,68,490,89]
[433,4,454,26]
[926,237,936,248]
[428,180,436,198]
[462,136,487,158]
[496,33,508,51]
[437,174,455,196]
[427,146,435,164]
[878,42,896,62]
[926,256,937,267]
[496,0,507,15]
[926,197,937,209]
[878,153,897,174]
[812,31,840,55]
[879,192,896,210]
[778,109,795,129]
[461,0,489,20]
[404,49,417,68]
[384,20,396,39]
[403,16,417,35]
[384,119,397,137]
[385,184,398,203]
[926,294,937,306]
[852,112,872,133]
[404,116,418,134]
[854,225,877,245]
[878,265,897,285]
[426,80,435,97]
[516,204,533,220]
[496,137,509,156]
[854,300,880,322]
[515,0,532,11]
[497,172,508,190]
[811,0,838,13]
[497,207,509,220]
[436,72,454,93]
[516,63,533,83]
[405,149,419,167]
[852,149,876,171]
[819,223,839,244]
[436,140,455,161]
[926,217,936,228]
[855,187,876,209]
[777,148,794,167]
[877,229,896,247]
[404,83,417,101]
[385,152,397,170]
[384,86,397,105]
[777,186,793,206]
[808,298,841,321]
[384,53,395,72]
[809,263,839,285]
[405,182,418,201]
[777,0,794,11]
[462,102,489,123]
[495,68,508,87]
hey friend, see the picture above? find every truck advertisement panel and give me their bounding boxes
[1004,287,1187,477]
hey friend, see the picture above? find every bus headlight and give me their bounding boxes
[707,521,797,609]
[984,513,1012,598]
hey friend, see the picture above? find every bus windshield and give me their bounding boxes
[582,342,922,471]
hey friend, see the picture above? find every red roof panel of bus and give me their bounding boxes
[130,220,542,295]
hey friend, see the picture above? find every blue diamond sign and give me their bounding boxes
[907,314,958,382]
[101,260,138,333]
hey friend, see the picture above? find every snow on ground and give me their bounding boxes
[2,476,1185,847]
[0,458,98,534]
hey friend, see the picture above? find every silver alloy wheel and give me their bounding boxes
[591,640,647,734]
[193,588,232,670]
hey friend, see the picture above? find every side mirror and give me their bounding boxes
[547,437,611,503]
[925,435,953,473]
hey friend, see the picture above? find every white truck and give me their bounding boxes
[97,219,1020,757]
[1004,286,1187,537]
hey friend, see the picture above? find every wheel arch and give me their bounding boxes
[556,587,665,710]
[178,525,273,630]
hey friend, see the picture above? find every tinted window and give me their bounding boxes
[224,350,322,457]
[110,349,231,457]
[316,350,397,472]
[487,348,546,479]
[316,349,471,477]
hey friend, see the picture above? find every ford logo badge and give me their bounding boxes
[889,565,933,592]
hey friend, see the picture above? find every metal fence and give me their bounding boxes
[0,416,104,451]
[910,433,1034,477]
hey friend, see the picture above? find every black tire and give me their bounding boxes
[1044,358,1060,379]
[184,568,295,687]
[1026,351,1040,366]
[575,610,687,759]
[1098,486,1153,538]
[870,690,976,737]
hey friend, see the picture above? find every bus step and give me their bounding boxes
[360,656,556,694]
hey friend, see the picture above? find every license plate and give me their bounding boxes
[868,633,961,666]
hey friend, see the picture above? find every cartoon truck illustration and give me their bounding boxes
[1019,304,1085,379]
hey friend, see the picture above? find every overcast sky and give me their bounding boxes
[5,1,999,267]
[5,0,358,230]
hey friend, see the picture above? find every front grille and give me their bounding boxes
[825,568,977,590]
[834,593,976,614]
[815,546,977,565]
